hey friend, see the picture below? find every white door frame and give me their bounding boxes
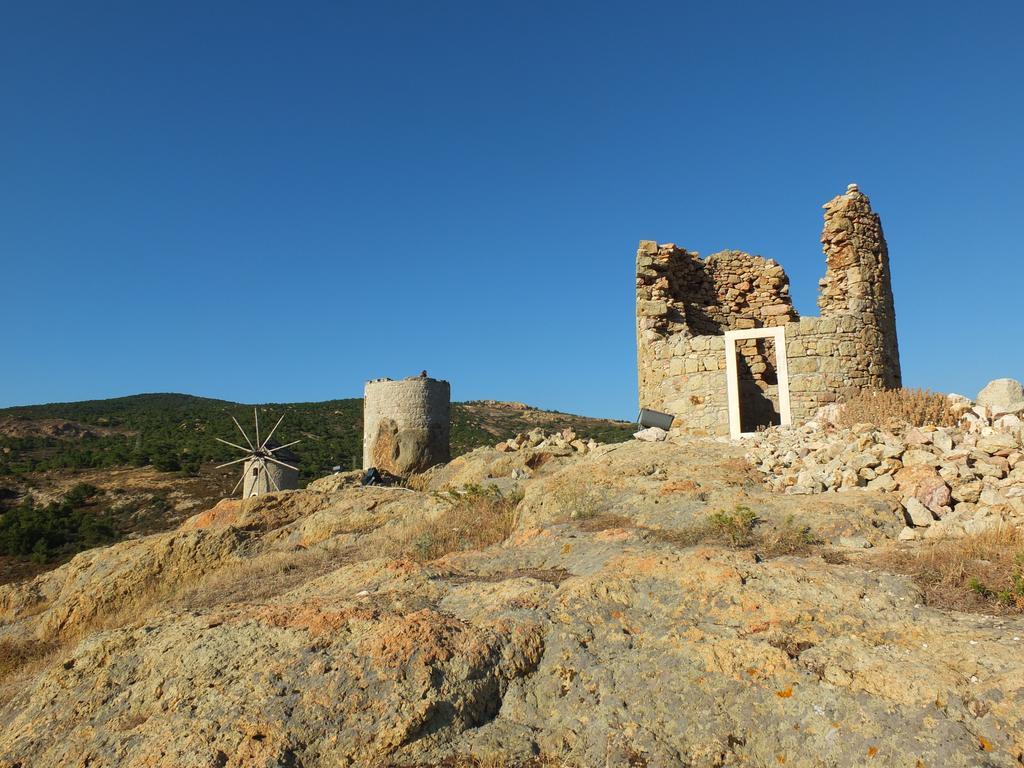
[724,326,792,440]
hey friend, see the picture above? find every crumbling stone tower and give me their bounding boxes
[636,184,901,437]
[818,185,901,389]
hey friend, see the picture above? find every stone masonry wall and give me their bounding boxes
[637,184,902,437]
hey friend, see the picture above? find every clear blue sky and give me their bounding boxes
[2,1,1021,419]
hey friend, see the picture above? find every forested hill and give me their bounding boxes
[0,393,634,481]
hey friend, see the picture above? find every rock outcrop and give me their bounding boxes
[0,437,1022,766]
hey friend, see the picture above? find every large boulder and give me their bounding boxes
[894,465,951,513]
[977,378,1024,415]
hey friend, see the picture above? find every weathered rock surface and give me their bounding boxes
[0,438,1022,767]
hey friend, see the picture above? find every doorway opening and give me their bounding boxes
[724,327,792,439]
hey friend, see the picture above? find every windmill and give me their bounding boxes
[216,409,301,497]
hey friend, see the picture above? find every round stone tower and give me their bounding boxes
[363,376,451,475]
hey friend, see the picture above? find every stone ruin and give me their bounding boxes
[636,184,901,437]
[363,375,451,475]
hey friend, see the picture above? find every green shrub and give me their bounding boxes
[708,506,759,547]
[0,484,118,562]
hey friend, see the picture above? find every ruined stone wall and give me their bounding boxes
[636,184,901,437]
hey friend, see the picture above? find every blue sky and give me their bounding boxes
[2,1,1021,419]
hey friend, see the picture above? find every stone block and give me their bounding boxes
[903,497,935,527]
[788,357,819,374]
[817,357,842,374]
[638,300,668,317]
[798,317,819,333]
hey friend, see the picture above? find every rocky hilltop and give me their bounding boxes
[0,424,1022,767]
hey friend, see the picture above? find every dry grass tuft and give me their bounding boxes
[719,458,763,487]
[758,516,822,558]
[0,638,57,682]
[382,484,522,562]
[874,526,1024,613]
[167,545,359,613]
[575,514,634,533]
[706,506,759,547]
[645,507,820,558]
[839,387,957,428]
[550,475,607,520]
[403,472,434,492]
[0,638,60,705]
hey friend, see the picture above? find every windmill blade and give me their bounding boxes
[215,456,250,469]
[216,437,253,454]
[260,414,286,451]
[231,472,245,496]
[268,439,300,453]
[266,455,299,472]
[230,415,255,450]
[254,407,260,450]
[263,460,282,492]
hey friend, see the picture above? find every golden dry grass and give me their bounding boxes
[550,474,607,520]
[0,638,57,683]
[380,484,522,562]
[0,638,61,706]
[839,387,958,428]
[757,516,823,558]
[874,525,1024,613]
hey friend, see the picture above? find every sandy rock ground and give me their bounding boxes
[0,438,1021,767]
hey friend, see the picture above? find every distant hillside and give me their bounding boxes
[0,393,633,580]
[0,393,633,481]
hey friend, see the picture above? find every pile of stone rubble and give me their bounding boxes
[745,378,1024,539]
[495,427,600,455]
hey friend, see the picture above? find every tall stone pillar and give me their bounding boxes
[818,183,901,388]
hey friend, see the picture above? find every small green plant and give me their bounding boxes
[969,555,1024,609]
[968,577,994,599]
[708,506,759,547]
